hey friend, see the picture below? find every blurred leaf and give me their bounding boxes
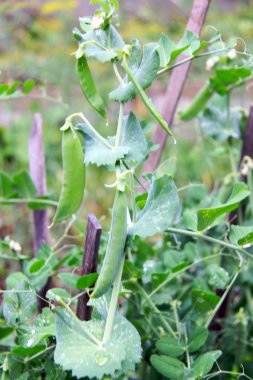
[156,337,185,357]
[0,171,16,198]
[76,273,98,290]
[12,171,36,198]
[207,264,229,290]
[22,80,35,94]
[192,289,220,312]
[210,67,252,95]
[150,355,185,378]
[46,288,72,302]
[188,327,208,352]
[230,225,253,247]
[197,182,250,231]
[191,350,222,377]
[26,259,45,275]
[57,273,80,289]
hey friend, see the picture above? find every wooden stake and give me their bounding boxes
[77,214,102,321]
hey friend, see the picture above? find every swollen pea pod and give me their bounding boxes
[53,128,85,223]
[179,82,214,121]
[91,190,128,298]
[122,56,173,138]
[77,55,107,120]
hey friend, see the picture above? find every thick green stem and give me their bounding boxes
[115,103,124,147]
[102,254,125,343]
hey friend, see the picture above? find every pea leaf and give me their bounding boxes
[76,273,98,290]
[26,258,45,275]
[80,25,124,62]
[156,337,185,357]
[109,43,160,102]
[192,289,220,312]
[188,327,208,353]
[128,176,179,239]
[197,182,250,231]
[150,355,185,379]
[58,273,80,289]
[12,171,36,198]
[54,297,142,379]
[22,79,35,94]
[229,225,253,247]
[210,67,252,95]
[46,288,72,303]
[191,350,222,377]
[0,171,16,199]
[207,264,229,290]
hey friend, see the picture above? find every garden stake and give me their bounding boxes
[76,214,102,321]
[142,0,211,175]
[29,113,51,311]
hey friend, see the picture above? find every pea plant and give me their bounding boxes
[1,0,253,379]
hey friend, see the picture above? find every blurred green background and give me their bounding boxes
[0,0,253,250]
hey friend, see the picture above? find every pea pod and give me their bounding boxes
[53,128,85,223]
[122,56,173,137]
[179,82,213,121]
[77,55,107,120]
[91,190,127,298]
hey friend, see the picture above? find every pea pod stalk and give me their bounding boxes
[91,190,128,298]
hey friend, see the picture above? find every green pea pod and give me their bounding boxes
[91,190,127,298]
[77,55,107,120]
[53,128,85,223]
[179,82,214,121]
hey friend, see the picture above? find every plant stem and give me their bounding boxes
[166,227,252,258]
[113,62,125,86]
[135,281,177,338]
[0,198,58,207]
[102,254,125,344]
[115,103,124,147]
[130,172,137,223]
[247,168,253,216]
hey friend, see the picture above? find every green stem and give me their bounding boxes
[102,254,125,343]
[248,168,253,216]
[115,103,124,147]
[0,198,58,207]
[122,56,174,138]
[130,172,137,224]
[24,345,55,363]
[113,62,125,86]
[166,227,251,258]
[135,281,177,338]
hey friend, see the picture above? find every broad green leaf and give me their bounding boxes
[46,288,72,303]
[109,43,160,102]
[210,67,252,95]
[11,345,46,358]
[188,327,208,353]
[197,182,250,231]
[76,273,98,289]
[58,273,80,288]
[12,171,36,198]
[54,297,142,379]
[77,123,128,166]
[230,225,253,247]
[199,96,244,141]
[150,355,185,379]
[158,34,176,67]
[128,176,179,239]
[119,112,148,165]
[156,337,185,357]
[82,25,124,62]
[192,289,220,312]
[207,264,229,290]
[19,308,55,348]
[192,350,222,377]
[0,171,16,198]
[26,258,45,275]
[22,79,35,94]
[3,281,37,325]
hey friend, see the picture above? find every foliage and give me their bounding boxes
[0,1,253,380]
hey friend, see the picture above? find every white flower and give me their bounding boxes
[227,49,237,60]
[9,240,21,252]
[206,56,219,71]
[91,14,105,30]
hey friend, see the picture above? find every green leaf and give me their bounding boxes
[230,225,253,247]
[119,112,148,165]
[26,258,45,275]
[22,79,35,94]
[6,81,21,95]
[54,297,142,379]
[0,84,8,95]
[158,34,176,67]
[82,25,124,62]
[109,43,160,102]
[12,171,36,198]
[188,327,208,353]
[76,273,98,290]
[192,289,220,312]
[0,171,16,198]
[192,350,222,377]
[210,67,252,95]
[77,55,107,119]
[150,355,185,379]
[156,337,185,357]
[3,281,37,325]
[90,0,118,17]
[199,96,244,141]
[46,288,72,303]
[11,345,46,358]
[207,264,229,290]
[197,182,250,231]
[128,176,179,238]
[57,273,80,288]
